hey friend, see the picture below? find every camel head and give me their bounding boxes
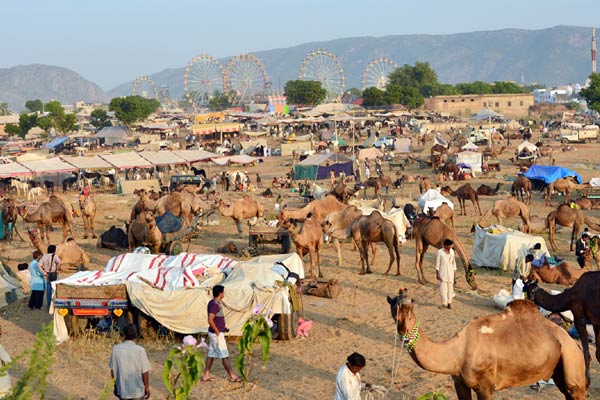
[17,204,28,218]
[143,211,156,227]
[320,215,333,234]
[386,289,416,335]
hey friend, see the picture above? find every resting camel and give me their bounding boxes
[350,211,400,275]
[479,196,531,233]
[348,197,383,211]
[573,196,600,210]
[388,291,586,400]
[510,175,531,205]
[79,194,97,239]
[329,182,357,204]
[546,177,578,206]
[216,195,264,235]
[518,214,548,234]
[418,176,434,194]
[524,272,600,385]
[18,199,75,243]
[476,183,502,196]
[279,195,344,224]
[413,217,477,290]
[442,183,482,216]
[128,211,162,254]
[283,215,323,278]
[527,261,586,286]
[547,204,600,251]
[426,203,455,229]
[439,160,458,180]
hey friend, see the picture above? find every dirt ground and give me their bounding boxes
[2,134,600,399]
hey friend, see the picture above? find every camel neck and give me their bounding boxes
[400,321,461,375]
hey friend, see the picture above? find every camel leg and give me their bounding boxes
[316,245,322,278]
[548,215,558,251]
[90,216,97,239]
[570,224,579,252]
[334,238,342,266]
[475,200,482,216]
[83,217,89,239]
[383,239,394,276]
[235,220,243,236]
[358,240,368,275]
[574,318,592,384]
[370,242,377,265]
[416,242,429,284]
[452,378,472,400]
[308,248,315,279]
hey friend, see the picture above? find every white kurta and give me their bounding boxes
[334,364,362,400]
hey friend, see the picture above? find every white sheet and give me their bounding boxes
[418,189,454,212]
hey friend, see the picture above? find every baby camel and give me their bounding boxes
[284,214,323,279]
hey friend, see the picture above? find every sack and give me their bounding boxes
[48,272,58,282]
[303,278,342,298]
[156,211,183,234]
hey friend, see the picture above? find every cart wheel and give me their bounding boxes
[167,240,183,256]
[277,311,299,340]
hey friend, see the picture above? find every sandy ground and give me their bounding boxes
[1,134,600,399]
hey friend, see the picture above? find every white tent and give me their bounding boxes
[471,225,549,271]
[394,138,412,153]
[0,162,31,178]
[62,155,113,170]
[99,152,153,170]
[517,141,538,153]
[454,151,483,173]
[358,147,383,161]
[461,142,479,151]
[139,150,187,166]
[418,189,454,212]
[19,157,76,174]
[212,154,260,166]
[171,149,218,163]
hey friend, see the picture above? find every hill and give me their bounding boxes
[0,64,109,112]
[108,25,596,101]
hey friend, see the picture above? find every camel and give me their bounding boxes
[79,194,97,239]
[418,176,434,194]
[348,197,383,211]
[17,199,75,243]
[527,261,586,286]
[439,160,458,180]
[387,291,586,400]
[361,175,393,198]
[546,177,578,206]
[476,183,502,196]
[518,214,548,233]
[284,216,323,278]
[479,196,531,233]
[216,195,264,235]
[430,143,447,170]
[350,211,400,275]
[524,272,600,385]
[413,217,477,290]
[482,145,506,159]
[443,183,482,216]
[330,182,357,204]
[128,211,162,254]
[426,203,455,229]
[56,238,91,273]
[279,195,344,224]
[1,198,18,241]
[510,175,532,205]
[155,188,203,227]
[547,204,600,251]
[574,196,600,210]
[130,189,156,222]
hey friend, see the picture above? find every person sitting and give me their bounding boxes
[575,233,591,268]
[529,243,549,268]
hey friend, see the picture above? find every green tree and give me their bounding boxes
[109,96,160,125]
[435,83,460,96]
[388,62,440,98]
[18,113,37,135]
[384,84,424,109]
[284,80,327,106]
[0,102,10,116]
[36,116,54,133]
[25,99,44,113]
[4,123,22,137]
[361,87,387,107]
[345,87,362,98]
[58,113,77,133]
[44,100,65,118]
[580,74,600,113]
[90,109,112,129]
[455,81,493,95]
[491,81,528,94]
[208,91,231,111]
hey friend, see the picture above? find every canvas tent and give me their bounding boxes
[461,142,479,151]
[394,138,412,153]
[453,151,483,173]
[294,152,353,180]
[0,261,25,308]
[0,162,31,178]
[139,150,187,166]
[99,152,153,170]
[358,147,383,161]
[95,126,131,146]
[517,141,538,154]
[19,157,76,174]
[524,165,582,184]
[471,225,549,271]
[418,189,454,212]
[171,149,218,163]
[212,154,260,166]
[61,155,113,170]
[472,108,503,121]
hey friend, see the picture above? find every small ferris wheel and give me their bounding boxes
[222,54,269,105]
[183,54,224,108]
[362,57,398,91]
[298,49,345,102]
[131,76,158,99]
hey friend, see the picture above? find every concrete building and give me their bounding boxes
[424,93,534,118]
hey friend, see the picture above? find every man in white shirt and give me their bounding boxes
[334,352,370,400]
[436,239,457,309]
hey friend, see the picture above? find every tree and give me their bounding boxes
[25,99,44,113]
[284,80,327,106]
[361,87,387,107]
[90,109,112,129]
[109,96,160,125]
[435,84,460,96]
[455,81,493,95]
[208,91,231,111]
[384,84,424,109]
[4,123,22,137]
[58,113,77,133]
[0,102,10,116]
[388,62,441,98]
[580,74,600,113]
[18,113,37,136]
[491,81,528,94]
[44,100,65,118]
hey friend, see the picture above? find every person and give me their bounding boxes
[364,158,370,180]
[529,242,550,268]
[436,239,457,309]
[375,157,383,175]
[110,324,151,400]
[38,245,61,309]
[202,285,241,382]
[576,233,591,267]
[16,263,30,295]
[28,251,44,310]
[512,254,534,288]
[334,352,370,400]
[256,173,262,188]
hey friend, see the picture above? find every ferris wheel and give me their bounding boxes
[183,54,224,108]
[223,54,270,104]
[362,57,398,91]
[298,49,345,102]
[131,76,158,99]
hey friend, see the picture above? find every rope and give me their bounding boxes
[390,300,406,387]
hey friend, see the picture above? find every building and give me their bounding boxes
[424,93,534,118]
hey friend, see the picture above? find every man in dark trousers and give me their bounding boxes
[575,232,590,267]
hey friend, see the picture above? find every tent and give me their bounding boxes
[394,138,412,153]
[19,157,76,174]
[212,154,260,166]
[524,165,583,184]
[358,147,383,161]
[517,141,538,154]
[0,261,25,308]
[99,152,154,170]
[590,178,600,187]
[461,142,479,151]
[95,126,131,146]
[45,136,69,149]
[294,152,353,180]
[62,155,113,170]
[138,150,187,166]
[0,162,31,178]
[454,151,483,173]
[472,108,503,121]
[471,225,549,271]
[171,149,218,163]
[418,189,454,212]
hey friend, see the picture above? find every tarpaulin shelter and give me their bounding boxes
[453,151,483,173]
[61,155,113,170]
[0,162,31,178]
[99,152,153,170]
[171,149,218,163]
[472,108,503,121]
[211,155,260,166]
[418,189,454,212]
[394,138,412,153]
[139,150,187,166]
[358,147,383,161]
[294,152,353,180]
[19,157,76,174]
[95,126,131,146]
[471,225,549,271]
[461,142,479,151]
[524,165,582,184]
[45,136,69,149]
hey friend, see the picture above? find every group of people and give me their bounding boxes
[16,245,62,311]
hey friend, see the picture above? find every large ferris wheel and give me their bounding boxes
[223,54,270,105]
[183,54,224,108]
[361,57,398,91]
[131,76,158,99]
[298,49,345,102]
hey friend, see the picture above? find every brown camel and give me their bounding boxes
[430,143,447,170]
[79,194,97,239]
[388,291,586,400]
[482,145,506,159]
[130,189,156,222]
[510,175,532,205]
[1,198,18,241]
[518,214,548,234]
[479,196,531,233]
[18,199,75,243]
[361,175,393,198]
[443,183,482,216]
[413,217,477,290]
[573,196,600,210]
[546,177,578,206]
[350,211,400,275]
[330,182,357,204]
[547,204,600,251]
[524,272,600,385]
[284,215,323,279]
[418,176,434,194]
[426,202,455,229]
[216,195,264,235]
[476,183,502,196]
[439,160,459,180]
[128,211,162,254]
[279,195,344,223]
[527,261,586,286]
[155,189,202,227]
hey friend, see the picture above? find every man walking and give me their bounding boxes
[110,324,151,400]
[436,239,457,309]
[202,285,241,382]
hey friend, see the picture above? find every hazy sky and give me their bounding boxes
[1,0,597,89]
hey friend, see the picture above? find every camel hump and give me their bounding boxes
[505,299,539,314]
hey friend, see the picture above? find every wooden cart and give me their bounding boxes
[248,226,292,255]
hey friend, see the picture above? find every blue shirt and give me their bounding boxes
[29,260,45,291]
